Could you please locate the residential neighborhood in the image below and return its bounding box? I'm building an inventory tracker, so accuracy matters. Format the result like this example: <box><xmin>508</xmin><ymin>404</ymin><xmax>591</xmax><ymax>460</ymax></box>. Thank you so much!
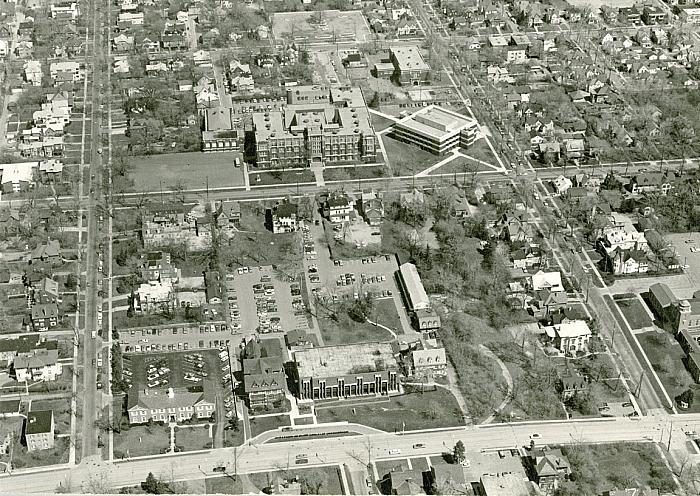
<box><xmin>0</xmin><ymin>0</ymin><xmax>699</xmax><ymax>492</ymax></box>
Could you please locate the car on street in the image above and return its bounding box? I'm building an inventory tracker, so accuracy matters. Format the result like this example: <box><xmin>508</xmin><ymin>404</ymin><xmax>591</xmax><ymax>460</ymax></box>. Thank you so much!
<box><xmin>413</xmin><ymin>443</ymin><xmax>425</xmax><ymax>449</ymax></box>
<box><xmin>530</xmin><ymin>433</ymin><xmax>541</xmax><ymax>439</ymax></box>
<box><xmin>388</xmin><ymin>449</ymin><xmax>401</xmax><ymax>455</ymax></box>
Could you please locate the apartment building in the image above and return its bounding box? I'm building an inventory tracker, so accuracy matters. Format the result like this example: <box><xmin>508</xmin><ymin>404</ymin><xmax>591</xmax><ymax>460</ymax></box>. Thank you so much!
<box><xmin>23</xmin><ymin>410</ymin><xmax>54</xmax><ymax>451</ymax></box>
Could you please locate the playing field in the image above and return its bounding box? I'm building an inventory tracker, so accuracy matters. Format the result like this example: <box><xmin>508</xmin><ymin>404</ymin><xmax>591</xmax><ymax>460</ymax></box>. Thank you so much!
<box><xmin>129</xmin><ymin>152</ymin><xmax>245</xmax><ymax>192</ymax></box>
<box><xmin>271</xmin><ymin>10</ymin><xmax>372</xmax><ymax>43</ymax></box>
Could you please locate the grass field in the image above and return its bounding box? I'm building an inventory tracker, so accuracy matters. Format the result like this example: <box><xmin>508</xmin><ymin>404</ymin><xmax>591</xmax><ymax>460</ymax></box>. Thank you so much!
<box><xmin>369</xmin><ymin>113</ymin><xmax>396</xmax><ymax>132</ymax></box>
<box><xmin>315</xmin><ymin>388</ymin><xmax>464</xmax><ymax>432</ymax></box>
<box><xmin>249</xmin><ymin>414</ymin><xmax>291</xmax><ymax>438</ymax></box>
<box><xmin>129</xmin><ymin>152</ymin><xmax>245</xmax><ymax>191</ymax></box>
<box><xmin>113</xmin><ymin>424</ymin><xmax>171</xmax><ymax>458</ymax></box>
<box><xmin>175</xmin><ymin>425</ymin><xmax>213</xmax><ymax>451</ymax></box>
<box><xmin>381</xmin><ymin>135</ymin><xmax>440</xmax><ymax>175</ymax></box>
<box><xmin>6</xmin><ymin>436</ymin><xmax>70</xmax><ymax>470</ymax></box>
<box><xmin>249</xmin><ymin>169</ymin><xmax>315</xmax><ymax>186</ymax></box>
<box><xmin>316</xmin><ymin>298</ymin><xmax>398</xmax><ymax>346</ymax></box>
<box><xmin>324</xmin><ymin>165</ymin><xmax>388</xmax><ymax>182</ymax></box>
<box><xmin>248</xmin><ymin>466</ymin><xmax>344</xmax><ymax>495</ymax></box>
<box><xmin>615</xmin><ymin>297</ymin><xmax>653</xmax><ymax>330</ymax></box>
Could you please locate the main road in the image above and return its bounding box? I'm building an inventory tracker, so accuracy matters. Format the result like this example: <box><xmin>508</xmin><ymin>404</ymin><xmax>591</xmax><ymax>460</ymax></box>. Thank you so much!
<box><xmin>3</xmin><ymin>415</ymin><xmax>699</xmax><ymax>492</ymax></box>
<box><xmin>79</xmin><ymin>0</ymin><xmax>107</xmax><ymax>460</ymax></box>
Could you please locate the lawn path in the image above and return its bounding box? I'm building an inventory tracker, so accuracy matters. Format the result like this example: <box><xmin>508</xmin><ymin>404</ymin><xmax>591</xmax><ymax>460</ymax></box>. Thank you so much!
<box><xmin>479</xmin><ymin>344</ymin><xmax>514</xmax><ymax>424</ymax></box>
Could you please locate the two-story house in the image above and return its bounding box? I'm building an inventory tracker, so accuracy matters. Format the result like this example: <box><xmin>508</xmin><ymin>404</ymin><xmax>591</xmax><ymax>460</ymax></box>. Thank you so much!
<box><xmin>13</xmin><ymin>349</ymin><xmax>62</xmax><ymax>382</ymax></box>
<box><xmin>30</xmin><ymin>303</ymin><xmax>59</xmax><ymax>331</ymax></box>
<box><xmin>543</xmin><ymin>320</ymin><xmax>592</xmax><ymax>354</ymax></box>
<box><xmin>325</xmin><ymin>192</ymin><xmax>353</xmax><ymax>224</ymax></box>
<box><xmin>127</xmin><ymin>385</ymin><xmax>216</xmax><ymax>424</ymax></box>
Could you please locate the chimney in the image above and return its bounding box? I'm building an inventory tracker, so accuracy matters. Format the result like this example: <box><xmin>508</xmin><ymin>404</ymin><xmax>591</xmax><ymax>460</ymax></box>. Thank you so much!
<box><xmin>167</xmin><ymin>388</ymin><xmax>174</xmax><ymax>399</ymax></box>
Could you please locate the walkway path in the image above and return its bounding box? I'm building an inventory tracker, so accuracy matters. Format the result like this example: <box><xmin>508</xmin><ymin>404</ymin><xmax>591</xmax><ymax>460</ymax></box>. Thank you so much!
<box><xmin>367</xmin><ymin>108</ymin><xmax>400</xmax><ymax>122</ymax></box>
<box><xmin>479</xmin><ymin>344</ymin><xmax>514</xmax><ymax>424</ymax></box>
<box><xmin>365</xmin><ymin>318</ymin><xmax>397</xmax><ymax>339</ymax></box>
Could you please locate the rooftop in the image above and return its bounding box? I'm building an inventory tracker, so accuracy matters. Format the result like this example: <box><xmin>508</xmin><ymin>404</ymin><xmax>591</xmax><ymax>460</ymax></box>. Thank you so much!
<box><xmin>295</xmin><ymin>342</ymin><xmax>398</xmax><ymax>378</ymax></box>
<box><xmin>395</xmin><ymin>105</ymin><xmax>477</xmax><ymax>140</ymax></box>
<box><xmin>390</xmin><ymin>46</ymin><xmax>430</xmax><ymax>71</ymax></box>
<box><xmin>25</xmin><ymin>410</ymin><xmax>53</xmax><ymax>435</ymax></box>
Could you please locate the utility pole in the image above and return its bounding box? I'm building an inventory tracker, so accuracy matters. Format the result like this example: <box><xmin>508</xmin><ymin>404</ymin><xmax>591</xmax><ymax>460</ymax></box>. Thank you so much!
<box><xmin>636</xmin><ymin>369</ymin><xmax>645</xmax><ymax>397</ymax></box>
<box><xmin>667</xmin><ymin>420</ymin><xmax>673</xmax><ymax>452</ymax></box>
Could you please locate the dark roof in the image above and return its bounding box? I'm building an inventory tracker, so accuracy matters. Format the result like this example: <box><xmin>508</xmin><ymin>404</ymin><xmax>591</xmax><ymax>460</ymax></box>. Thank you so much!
<box><xmin>243</xmin><ymin>356</ymin><xmax>284</xmax><ymax>375</ymax></box>
<box><xmin>274</xmin><ymin>202</ymin><xmax>298</xmax><ymax>218</ymax></box>
<box><xmin>0</xmin><ymin>335</ymin><xmax>57</xmax><ymax>354</ymax></box>
<box><xmin>243</xmin><ymin>371</ymin><xmax>286</xmax><ymax>393</ymax></box>
<box><xmin>649</xmin><ymin>283</ymin><xmax>676</xmax><ymax>308</ymax></box>
<box><xmin>25</xmin><ymin>410</ymin><xmax>53</xmax><ymax>435</ymax></box>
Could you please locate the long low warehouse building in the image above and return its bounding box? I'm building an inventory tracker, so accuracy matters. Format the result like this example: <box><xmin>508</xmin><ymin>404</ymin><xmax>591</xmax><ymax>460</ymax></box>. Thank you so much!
<box><xmin>396</xmin><ymin>262</ymin><xmax>430</xmax><ymax>311</ymax></box>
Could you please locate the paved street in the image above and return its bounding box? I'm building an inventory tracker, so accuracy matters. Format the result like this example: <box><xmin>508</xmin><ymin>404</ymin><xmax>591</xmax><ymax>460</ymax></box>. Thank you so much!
<box><xmin>3</xmin><ymin>415</ymin><xmax>700</xmax><ymax>492</ymax></box>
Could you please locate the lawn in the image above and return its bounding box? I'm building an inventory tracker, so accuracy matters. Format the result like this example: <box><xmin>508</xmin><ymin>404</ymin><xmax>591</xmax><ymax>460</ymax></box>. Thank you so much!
<box><xmin>129</xmin><ymin>152</ymin><xmax>245</xmax><ymax>191</ymax></box>
<box><xmin>315</xmin><ymin>388</ymin><xmax>464</xmax><ymax>432</ymax></box>
<box><xmin>7</xmin><ymin>436</ymin><xmax>70</xmax><ymax>470</ymax></box>
<box><xmin>205</xmin><ymin>475</ymin><xmax>259</xmax><ymax>494</ymax></box>
<box><xmin>638</xmin><ymin>331</ymin><xmax>699</xmax><ymax>413</ymax></box>
<box><xmin>113</xmin><ymin>424</ymin><xmax>171</xmax><ymax>459</ymax></box>
<box><xmin>324</xmin><ymin>165</ymin><xmax>388</xmax><ymax>182</ymax></box>
<box><xmin>369</xmin><ymin>113</ymin><xmax>396</xmax><ymax>132</ymax></box>
<box><xmin>249</xmin><ymin>414</ymin><xmax>291</xmax><ymax>439</ymax></box>
<box><xmin>426</xmin><ymin>155</ymin><xmax>495</xmax><ymax>177</ymax></box>
<box><xmin>249</xmin><ymin>169</ymin><xmax>316</xmax><ymax>186</ymax></box>
<box><xmin>30</xmin><ymin>398</ymin><xmax>71</xmax><ymax>436</ymax></box>
<box><xmin>316</xmin><ymin>298</ymin><xmax>398</xmax><ymax>346</ymax></box>
<box><xmin>247</xmin><ymin>466</ymin><xmax>344</xmax><ymax>495</ymax></box>
<box><xmin>174</xmin><ymin>425</ymin><xmax>213</xmax><ymax>451</ymax></box>
<box><xmin>558</xmin><ymin>443</ymin><xmax>676</xmax><ymax>495</ymax></box>
<box><xmin>381</xmin><ymin>135</ymin><xmax>440</xmax><ymax>176</ymax></box>
<box><xmin>615</xmin><ymin>297</ymin><xmax>653</xmax><ymax>330</ymax></box>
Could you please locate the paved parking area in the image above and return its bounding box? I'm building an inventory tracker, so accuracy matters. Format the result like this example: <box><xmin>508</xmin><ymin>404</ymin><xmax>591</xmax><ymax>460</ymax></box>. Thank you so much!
<box><xmin>227</xmin><ymin>265</ymin><xmax>308</xmax><ymax>338</ymax></box>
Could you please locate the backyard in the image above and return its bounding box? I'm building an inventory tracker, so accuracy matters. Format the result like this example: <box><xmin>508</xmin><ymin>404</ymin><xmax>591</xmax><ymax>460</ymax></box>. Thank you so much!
<box><xmin>128</xmin><ymin>152</ymin><xmax>245</xmax><ymax>191</ymax></box>
<box><xmin>315</xmin><ymin>388</ymin><xmax>464</xmax><ymax>432</ymax></box>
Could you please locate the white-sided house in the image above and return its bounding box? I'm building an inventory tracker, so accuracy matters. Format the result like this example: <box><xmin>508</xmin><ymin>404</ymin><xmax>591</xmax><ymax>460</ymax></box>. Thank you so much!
<box><xmin>411</xmin><ymin>346</ymin><xmax>447</xmax><ymax>377</ymax></box>
<box><xmin>527</xmin><ymin>270</ymin><xmax>564</xmax><ymax>292</ymax></box>
<box><xmin>49</xmin><ymin>61</ymin><xmax>84</xmax><ymax>82</ymax></box>
<box><xmin>552</xmin><ymin>175</ymin><xmax>573</xmax><ymax>195</ymax></box>
<box><xmin>13</xmin><ymin>349</ymin><xmax>62</xmax><ymax>382</ymax></box>
<box><xmin>127</xmin><ymin>386</ymin><xmax>216</xmax><ymax>424</ymax></box>
<box><xmin>326</xmin><ymin>193</ymin><xmax>353</xmax><ymax>224</ymax></box>
<box><xmin>543</xmin><ymin>320</ymin><xmax>592</xmax><ymax>354</ymax></box>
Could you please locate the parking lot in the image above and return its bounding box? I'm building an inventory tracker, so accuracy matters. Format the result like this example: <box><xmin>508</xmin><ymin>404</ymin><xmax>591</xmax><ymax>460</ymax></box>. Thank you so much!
<box><xmin>227</xmin><ymin>265</ymin><xmax>309</xmax><ymax>337</ymax></box>
<box><xmin>123</xmin><ymin>350</ymin><xmax>227</xmax><ymax>391</ymax></box>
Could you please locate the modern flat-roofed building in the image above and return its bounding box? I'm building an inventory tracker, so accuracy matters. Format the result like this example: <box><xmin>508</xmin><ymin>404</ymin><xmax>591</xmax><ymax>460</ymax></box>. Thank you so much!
<box><xmin>389</xmin><ymin>46</ymin><xmax>430</xmax><ymax>85</ymax></box>
<box><xmin>294</xmin><ymin>343</ymin><xmax>400</xmax><ymax>400</ymax></box>
<box><xmin>680</xmin><ymin>6</ymin><xmax>700</xmax><ymax>23</ymax></box>
<box><xmin>392</xmin><ymin>105</ymin><xmax>478</xmax><ymax>156</ymax></box>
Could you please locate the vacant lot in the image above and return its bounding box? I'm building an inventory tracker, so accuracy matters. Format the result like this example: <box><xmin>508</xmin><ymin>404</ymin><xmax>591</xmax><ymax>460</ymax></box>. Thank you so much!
<box><xmin>113</xmin><ymin>424</ymin><xmax>170</xmax><ymax>458</ymax></box>
<box><xmin>559</xmin><ymin>443</ymin><xmax>675</xmax><ymax>494</ymax></box>
<box><xmin>129</xmin><ymin>152</ymin><xmax>245</xmax><ymax>191</ymax></box>
<box><xmin>248</xmin><ymin>466</ymin><xmax>344</xmax><ymax>495</ymax></box>
<box><xmin>315</xmin><ymin>388</ymin><xmax>464</xmax><ymax>432</ymax></box>
<box><xmin>8</xmin><ymin>436</ymin><xmax>70</xmax><ymax>470</ymax></box>
<box><xmin>614</xmin><ymin>296</ymin><xmax>652</xmax><ymax>330</ymax></box>
<box><xmin>30</xmin><ymin>398</ymin><xmax>71</xmax><ymax>436</ymax></box>
<box><xmin>272</xmin><ymin>9</ymin><xmax>372</xmax><ymax>43</ymax></box>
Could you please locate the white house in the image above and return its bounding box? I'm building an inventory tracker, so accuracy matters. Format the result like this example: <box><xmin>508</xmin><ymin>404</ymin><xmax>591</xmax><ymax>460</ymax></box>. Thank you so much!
<box><xmin>326</xmin><ymin>193</ymin><xmax>353</xmax><ymax>224</ymax></box>
<box><xmin>528</xmin><ymin>270</ymin><xmax>564</xmax><ymax>292</ymax></box>
<box><xmin>543</xmin><ymin>320</ymin><xmax>592</xmax><ymax>354</ymax></box>
<box><xmin>13</xmin><ymin>349</ymin><xmax>62</xmax><ymax>382</ymax></box>
<box><xmin>552</xmin><ymin>175</ymin><xmax>573</xmax><ymax>195</ymax></box>
<box><xmin>24</xmin><ymin>60</ymin><xmax>43</xmax><ymax>86</ymax></box>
